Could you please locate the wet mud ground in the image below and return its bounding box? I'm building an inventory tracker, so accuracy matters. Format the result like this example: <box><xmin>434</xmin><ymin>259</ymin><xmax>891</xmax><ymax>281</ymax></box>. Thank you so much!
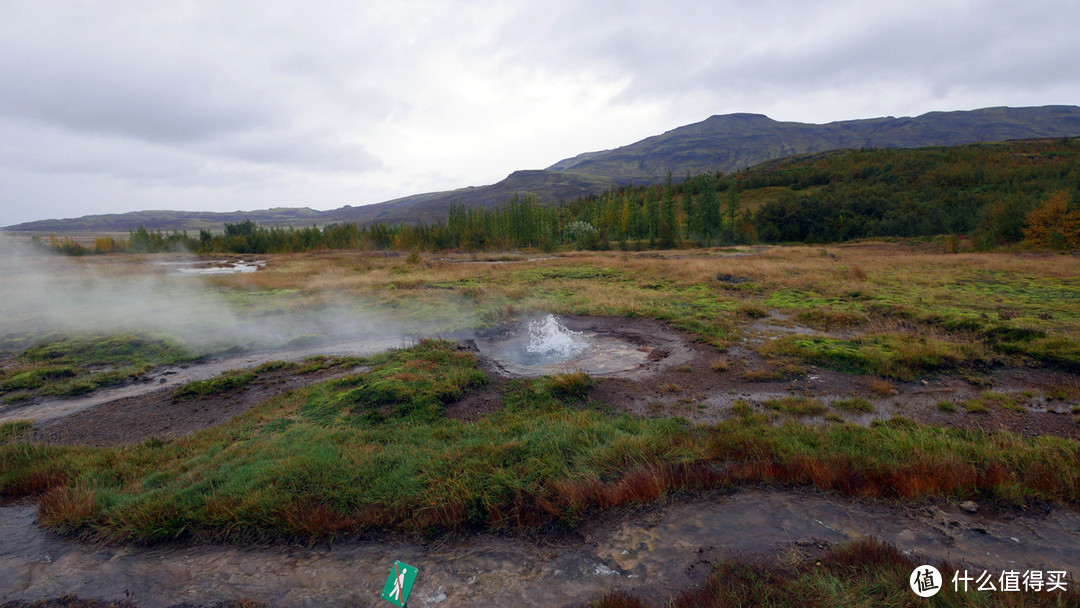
<box><xmin>3</xmin><ymin>488</ymin><xmax>1079</xmax><ymax>608</ymax></box>
<box><xmin>2</xmin><ymin>314</ymin><xmax>1080</xmax><ymax>605</ymax></box>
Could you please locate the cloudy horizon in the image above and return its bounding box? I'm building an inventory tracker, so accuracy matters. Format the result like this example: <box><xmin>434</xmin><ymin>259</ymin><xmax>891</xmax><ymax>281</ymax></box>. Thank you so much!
<box><xmin>2</xmin><ymin>0</ymin><xmax>1078</xmax><ymax>226</ymax></box>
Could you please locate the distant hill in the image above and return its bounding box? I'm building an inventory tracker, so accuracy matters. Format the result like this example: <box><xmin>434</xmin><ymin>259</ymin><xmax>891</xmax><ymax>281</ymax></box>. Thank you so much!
<box><xmin>316</xmin><ymin>170</ymin><xmax>618</xmax><ymax>226</ymax></box>
<box><xmin>547</xmin><ymin>105</ymin><xmax>1080</xmax><ymax>180</ymax></box>
<box><xmin>7</xmin><ymin>105</ymin><xmax>1080</xmax><ymax>233</ymax></box>
<box><xmin>3</xmin><ymin>207</ymin><xmax>323</xmax><ymax>234</ymax></box>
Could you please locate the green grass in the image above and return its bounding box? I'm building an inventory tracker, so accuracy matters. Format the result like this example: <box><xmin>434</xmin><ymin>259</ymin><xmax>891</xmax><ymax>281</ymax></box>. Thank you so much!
<box><xmin>794</xmin><ymin>308</ymin><xmax>868</xmax><ymax>329</ymax></box>
<box><xmin>20</xmin><ymin>334</ymin><xmax>191</xmax><ymax>368</ymax></box>
<box><xmin>763</xmin><ymin>396</ymin><xmax>828</xmax><ymax>417</ymax></box>
<box><xmin>0</xmin><ymin>334</ymin><xmax>195</xmax><ymax>398</ymax></box>
<box><xmin>766</xmin><ymin>334</ymin><xmax>982</xmax><ymax>380</ymax></box>
<box><xmin>5</xmin><ymin>342</ymin><xmax>1076</xmax><ymax>543</ymax></box>
<box><xmin>172</xmin><ymin>370</ymin><xmax>258</xmax><ymax>400</ymax></box>
<box><xmin>956</xmin><ymin>391</ymin><xmax>1024</xmax><ymax>415</ymax></box>
<box><xmin>0</xmin><ymin>420</ymin><xmax>32</xmax><ymax>443</ymax></box>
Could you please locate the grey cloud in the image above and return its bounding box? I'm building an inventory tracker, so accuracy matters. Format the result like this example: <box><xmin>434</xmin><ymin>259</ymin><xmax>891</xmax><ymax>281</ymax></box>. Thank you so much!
<box><xmin>0</xmin><ymin>6</ymin><xmax>275</xmax><ymax>145</ymax></box>
<box><xmin>494</xmin><ymin>0</ymin><xmax>1080</xmax><ymax>111</ymax></box>
<box><xmin>2</xmin><ymin>74</ymin><xmax>268</xmax><ymax>145</ymax></box>
<box><xmin>206</xmin><ymin>129</ymin><xmax>383</xmax><ymax>173</ymax></box>
<box><xmin>2</xmin><ymin>0</ymin><xmax>1079</xmax><ymax>226</ymax></box>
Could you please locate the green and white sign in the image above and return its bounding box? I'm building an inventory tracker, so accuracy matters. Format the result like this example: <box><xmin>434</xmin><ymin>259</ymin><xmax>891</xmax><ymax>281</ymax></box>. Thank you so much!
<box><xmin>380</xmin><ymin>560</ymin><xmax>418</xmax><ymax>607</ymax></box>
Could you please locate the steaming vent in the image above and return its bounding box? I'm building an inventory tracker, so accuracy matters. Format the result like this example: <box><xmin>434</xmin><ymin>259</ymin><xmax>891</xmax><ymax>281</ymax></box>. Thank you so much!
<box><xmin>472</xmin><ymin>314</ymin><xmax>692</xmax><ymax>379</ymax></box>
<box><xmin>525</xmin><ymin>315</ymin><xmax>587</xmax><ymax>363</ymax></box>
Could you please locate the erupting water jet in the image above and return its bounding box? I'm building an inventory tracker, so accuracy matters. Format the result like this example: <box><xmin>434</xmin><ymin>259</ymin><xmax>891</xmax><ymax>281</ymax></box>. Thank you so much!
<box><xmin>525</xmin><ymin>314</ymin><xmax>587</xmax><ymax>362</ymax></box>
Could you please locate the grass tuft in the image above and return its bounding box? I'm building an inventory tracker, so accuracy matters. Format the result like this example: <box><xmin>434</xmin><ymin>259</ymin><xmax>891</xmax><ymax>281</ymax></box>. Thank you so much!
<box><xmin>830</xmin><ymin>397</ymin><xmax>875</xmax><ymax>413</ymax></box>
<box><xmin>172</xmin><ymin>370</ymin><xmax>257</xmax><ymax>400</ymax></box>
<box><xmin>0</xmin><ymin>420</ymin><xmax>32</xmax><ymax>443</ymax></box>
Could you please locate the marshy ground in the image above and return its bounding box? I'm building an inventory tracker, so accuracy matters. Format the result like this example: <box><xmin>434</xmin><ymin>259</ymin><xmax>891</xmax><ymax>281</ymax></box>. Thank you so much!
<box><xmin>1</xmin><ymin>241</ymin><xmax>1079</xmax><ymax>607</ymax></box>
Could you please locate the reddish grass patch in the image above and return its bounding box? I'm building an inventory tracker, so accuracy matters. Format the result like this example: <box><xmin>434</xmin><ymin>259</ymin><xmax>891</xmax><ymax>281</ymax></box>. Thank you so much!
<box><xmin>6</xmin><ymin>468</ymin><xmax>69</xmax><ymax>496</ymax></box>
<box><xmin>38</xmin><ymin>485</ymin><xmax>98</xmax><ymax>530</ymax></box>
<box><xmin>276</xmin><ymin>501</ymin><xmax>398</xmax><ymax>537</ymax></box>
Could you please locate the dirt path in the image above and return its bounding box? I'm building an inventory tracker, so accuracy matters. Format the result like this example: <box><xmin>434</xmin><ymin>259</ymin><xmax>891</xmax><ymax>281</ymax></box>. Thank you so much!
<box><xmin>2</xmin><ymin>489</ymin><xmax>1078</xmax><ymax>608</ymax></box>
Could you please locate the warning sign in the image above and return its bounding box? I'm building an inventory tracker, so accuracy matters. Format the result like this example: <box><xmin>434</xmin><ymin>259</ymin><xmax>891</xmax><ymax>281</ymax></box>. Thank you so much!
<box><xmin>380</xmin><ymin>560</ymin><xmax>418</xmax><ymax>606</ymax></box>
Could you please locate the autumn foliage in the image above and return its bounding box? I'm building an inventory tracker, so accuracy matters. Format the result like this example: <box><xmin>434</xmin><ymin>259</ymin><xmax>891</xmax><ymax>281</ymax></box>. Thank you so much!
<box><xmin>1023</xmin><ymin>190</ymin><xmax>1080</xmax><ymax>249</ymax></box>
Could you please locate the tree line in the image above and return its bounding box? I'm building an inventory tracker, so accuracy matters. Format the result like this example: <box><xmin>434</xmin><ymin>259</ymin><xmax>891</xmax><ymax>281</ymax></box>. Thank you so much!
<box><xmin>33</xmin><ymin>139</ymin><xmax>1080</xmax><ymax>255</ymax></box>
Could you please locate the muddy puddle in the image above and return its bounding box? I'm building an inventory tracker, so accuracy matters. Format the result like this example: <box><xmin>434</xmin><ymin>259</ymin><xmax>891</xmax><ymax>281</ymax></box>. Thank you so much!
<box><xmin>0</xmin><ymin>336</ymin><xmax>407</xmax><ymax>425</ymax></box>
<box><xmin>744</xmin><ymin>310</ymin><xmax>828</xmax><ymax>343</ymax></box>
<box><xmin>2</xmin><ymin>489</ymin><xmax>1078</xmax><ymax>607</ymax></box>
<box><xmin>153</xmin><ymin>259</ymin><xmax>267</xmax><ymax>275</ymax></box>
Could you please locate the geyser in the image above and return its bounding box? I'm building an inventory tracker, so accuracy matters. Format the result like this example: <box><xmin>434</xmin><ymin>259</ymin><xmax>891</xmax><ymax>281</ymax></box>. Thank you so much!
<box><xmin>472</xmin><ymin>315</ymin><xmax>693</xmax><ymax>378</ymax></box>
<box><xmin>525</xmin><ymin>314</ymin><xmax>587</xmax><ymax>362</ymax></box>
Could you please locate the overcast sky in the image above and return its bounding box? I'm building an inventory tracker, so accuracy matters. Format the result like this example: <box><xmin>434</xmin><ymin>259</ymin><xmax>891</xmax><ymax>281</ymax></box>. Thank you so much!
<box><xmin>1</xmin><ymin>0</ymin><xmax>1077</xmax><ymax>226</ymax></box>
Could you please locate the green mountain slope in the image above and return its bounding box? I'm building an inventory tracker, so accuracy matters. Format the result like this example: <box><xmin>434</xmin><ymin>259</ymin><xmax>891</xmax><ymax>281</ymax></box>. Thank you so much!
<box><xmin>320</xmin><ymin>170</ymin><xmax>617</xmax><ymax>225</ymax></box>
<box><xmin>547</xmin><ymin>106</ymin><xmax>1080</xmax><ymax>180</ymax></box>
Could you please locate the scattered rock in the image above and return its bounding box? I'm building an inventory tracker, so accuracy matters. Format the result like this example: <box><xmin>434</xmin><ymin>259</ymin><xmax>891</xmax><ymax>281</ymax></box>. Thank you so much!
<box><xmin>715</xmin><ymin>274</ymin><xmax>751</xmax><ymax>285</ymax></box>
<box><xmin>647</xmin><ymin>348</ymin><xmax>671</xmax><ymax>361</ymax></box>
<box><xmin>960</xmin><ymin>500</ymin><xmax>979</xmax><ymax>513</ymax></box>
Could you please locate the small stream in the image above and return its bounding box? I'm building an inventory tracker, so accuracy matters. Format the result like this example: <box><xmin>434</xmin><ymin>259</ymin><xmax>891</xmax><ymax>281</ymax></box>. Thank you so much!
<box><xmin>0</xmin><ymin>337</ymin><xmax>408</xmax><ymax>425</ymax></box>
<box><xmin>2</xmin><ymin>489</ymin><xmax>1078</xmax><ymax>607</ymax></box>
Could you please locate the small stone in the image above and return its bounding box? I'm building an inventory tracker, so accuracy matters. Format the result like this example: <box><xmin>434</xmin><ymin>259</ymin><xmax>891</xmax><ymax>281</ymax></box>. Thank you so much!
<box><xmin>960</xmin><ymin>500</ymin><xmax>979</xmax><ymax>513</ymax></box>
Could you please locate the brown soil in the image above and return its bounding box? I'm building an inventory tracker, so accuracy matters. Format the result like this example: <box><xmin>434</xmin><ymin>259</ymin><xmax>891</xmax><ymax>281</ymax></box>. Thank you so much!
<box><xmin>467</xmin><ymin>315</ymin><xmax>1080</xmax><ymax>441</ymax></box>
<box><xmin>586</xmin><ymin>339</ymin><xmax>1080</xmax><ymax>440</ymax></box>
<box><xmin>0</xmin><ymin>599</ymin><xmax>261</xmax><ymax>608</ymax></box>
<box><xmin>24</xmin><ymin>366</ymin><xmax>363</xmax><ymax>447</ymax></box>
<box><xmin>444</xmin><ymin>353</ymin><xmax>512</xmax><ymax>422</ymax></box>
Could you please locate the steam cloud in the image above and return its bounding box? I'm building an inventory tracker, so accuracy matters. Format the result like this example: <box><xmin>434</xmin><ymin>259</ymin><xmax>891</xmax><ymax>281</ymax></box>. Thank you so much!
<box><xmin>0</xmin><ymin>237</ymin><xmax>466</xmax><ymax>355</ymax></box>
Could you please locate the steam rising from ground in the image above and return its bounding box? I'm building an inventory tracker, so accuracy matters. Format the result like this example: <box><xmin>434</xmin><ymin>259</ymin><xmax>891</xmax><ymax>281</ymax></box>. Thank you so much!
<box><xmin>0</xmin><ymin>238</ymin><xmax>457</xmax><ymax>355</ymax></box>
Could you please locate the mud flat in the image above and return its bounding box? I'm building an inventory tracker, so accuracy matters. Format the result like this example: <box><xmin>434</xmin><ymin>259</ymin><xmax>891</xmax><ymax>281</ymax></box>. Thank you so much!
<box><xmin>2</xmin><ymin>489</ymin><xmax>1078</xmax><ymax>608</ymax></box>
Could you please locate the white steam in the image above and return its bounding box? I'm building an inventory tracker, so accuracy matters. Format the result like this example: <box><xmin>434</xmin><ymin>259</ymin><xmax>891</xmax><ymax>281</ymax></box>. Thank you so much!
<box><xmin>0</xmin><ymin>237</ymin><xmax>459</xmax><ymax>355</ymax></box>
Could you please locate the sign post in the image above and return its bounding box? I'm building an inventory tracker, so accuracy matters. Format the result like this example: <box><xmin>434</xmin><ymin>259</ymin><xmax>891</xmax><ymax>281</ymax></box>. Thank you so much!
<box><xmin>380</xmin><ymin>560</ymin><xmax>418</xmax><ymax>607</ymax></box>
